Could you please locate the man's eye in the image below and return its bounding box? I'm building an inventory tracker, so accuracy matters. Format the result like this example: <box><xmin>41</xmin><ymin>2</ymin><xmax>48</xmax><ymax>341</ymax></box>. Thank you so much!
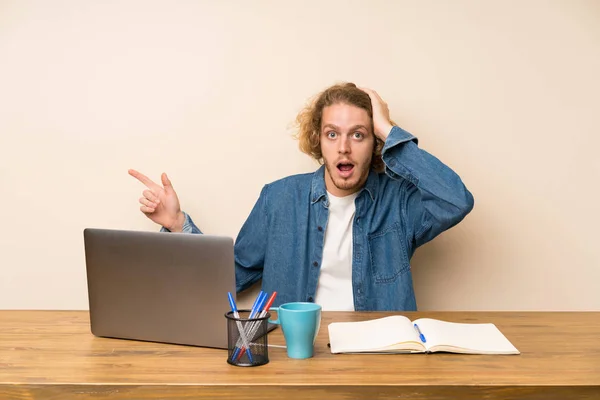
<box><xmin>327</xmin><ymin>131</ymin><xmax>337</xmax><ymax>138</ymax></box>
<box><xmin>353</xmin><ymin>132</ymin><xmax>364</xmax><ymax>139</ymax></box>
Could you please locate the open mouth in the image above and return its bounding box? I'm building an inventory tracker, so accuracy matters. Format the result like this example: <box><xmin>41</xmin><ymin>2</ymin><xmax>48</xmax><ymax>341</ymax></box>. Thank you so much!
<box><xmin>336</xmin><ymin>162</ymin><xmax>355</xmax><ymax>178</ymax></box>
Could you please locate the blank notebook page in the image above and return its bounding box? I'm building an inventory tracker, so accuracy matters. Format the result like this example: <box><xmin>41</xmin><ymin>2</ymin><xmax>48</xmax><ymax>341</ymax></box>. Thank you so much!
<box><xmin>328</xmin><ymin>316</ymin><xmax>420</xmax><ymax>352</ymax></box>
<box><xmin>415</xmin><ymin>318</ymin><xmax>519</xmax><ymax>353</ymax></box>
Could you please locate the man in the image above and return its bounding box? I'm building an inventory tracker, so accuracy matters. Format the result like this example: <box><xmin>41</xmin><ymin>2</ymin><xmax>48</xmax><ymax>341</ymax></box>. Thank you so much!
<box><xmin>129</xmin><ymin>83</ymin><xmax>474</xmax><ymax>311</ymax></box>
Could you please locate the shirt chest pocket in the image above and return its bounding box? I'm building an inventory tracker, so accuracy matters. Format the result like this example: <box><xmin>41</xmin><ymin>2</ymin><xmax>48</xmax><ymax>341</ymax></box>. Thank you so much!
<box><xmin>367</xmin><ymin>224</ymin><xmax>410</xmax><ymax>284</ymax></box>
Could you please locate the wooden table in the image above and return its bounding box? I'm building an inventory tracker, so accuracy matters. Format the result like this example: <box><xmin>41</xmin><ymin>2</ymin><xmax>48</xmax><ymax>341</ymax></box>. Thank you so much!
<box><xmin>0</xmin><ymin>311</ymin><xmax>599</xmax><ymax>399</ymax></box>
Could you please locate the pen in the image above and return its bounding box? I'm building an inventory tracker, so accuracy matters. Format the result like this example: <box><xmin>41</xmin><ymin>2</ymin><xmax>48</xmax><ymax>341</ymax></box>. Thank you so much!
<box><xmin>259</xmin><ymin>291</ymin><xmax>277</xmax><ymax>319</ymax></box>
<box><xmin>249</xmin><ymin>291</ymin><xmax>267</xmax><ymax>319</ymax></box>
<box><xmin>250</xmin><ymin>291</ymin><xmax>264</xmax><ymax>314</ymax></box>
<box><xmin>231</xmin><ymin>291</ymin><xmax>266</xmax><ymax>361</ymax></box>
<box><xmin>228</xmin><ymin>292</ymin><xmax>254</xmax><ymax>363</ymax></box>
<box><xmin>235</xmin><ymin>291</ymin><xmax>277</xmax><ymax>361</ymax></box>
<box><xmin>414</xmin><ymin>323</ymin><xmax>426</xmax><ymax>343</ymax></box>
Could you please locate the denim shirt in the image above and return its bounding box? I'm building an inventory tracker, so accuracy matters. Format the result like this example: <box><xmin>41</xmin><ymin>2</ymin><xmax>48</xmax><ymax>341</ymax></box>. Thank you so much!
<box><xmin>170</xmin><ymin>126</ymin><xmax>474</xmax><ymax>311</ymax></box>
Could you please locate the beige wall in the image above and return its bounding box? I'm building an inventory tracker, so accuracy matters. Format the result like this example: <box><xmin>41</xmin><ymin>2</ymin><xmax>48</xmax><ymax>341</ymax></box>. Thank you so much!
<box><xmin>1</xmin><ymin>0</ymin><xmax>598</xmax><ymax>311</ymax></box>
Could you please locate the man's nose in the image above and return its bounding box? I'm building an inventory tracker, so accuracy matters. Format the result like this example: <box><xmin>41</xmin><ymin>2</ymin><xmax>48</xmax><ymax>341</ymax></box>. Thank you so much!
<box><xmin>338</xmin><ymin>137</ymin><xmax>350</xmax><ymax>154</ymax></box>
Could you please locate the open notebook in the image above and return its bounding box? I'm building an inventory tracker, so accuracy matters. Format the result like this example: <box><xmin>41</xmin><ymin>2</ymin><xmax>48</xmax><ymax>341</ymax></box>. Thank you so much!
<box><xmin>328</xmin><ymin>316</ymin><xmax>520</xmax><ymax>355</ymax></box>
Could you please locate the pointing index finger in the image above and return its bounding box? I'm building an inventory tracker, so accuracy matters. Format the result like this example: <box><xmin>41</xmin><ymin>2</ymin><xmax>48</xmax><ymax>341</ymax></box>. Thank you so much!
<box><xmin>128</xmin><ymin>169</ymin><xmax>160</xmax><ymax>189</ymax></box>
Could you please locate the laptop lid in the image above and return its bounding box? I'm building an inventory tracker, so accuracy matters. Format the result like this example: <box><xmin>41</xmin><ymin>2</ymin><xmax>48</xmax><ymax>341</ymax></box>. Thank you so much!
<box><xmin>83</xmin><ymin>228</ymin><xmax>235</xmax><ymax>349</ymax></box>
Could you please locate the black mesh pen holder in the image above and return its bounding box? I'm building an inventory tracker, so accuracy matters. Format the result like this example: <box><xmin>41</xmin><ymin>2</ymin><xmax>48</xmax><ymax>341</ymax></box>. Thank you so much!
<box><xmin>225</xmin><ymin>310</ymin><xmax>270</xmax><ymax>367</ymax></box>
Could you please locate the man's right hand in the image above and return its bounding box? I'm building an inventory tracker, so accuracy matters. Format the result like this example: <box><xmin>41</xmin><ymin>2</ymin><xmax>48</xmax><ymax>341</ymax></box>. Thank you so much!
<box><xmin>128</xmin><ymin>169</ymin><xmax>185</xmax><ymax>232</ymax></box>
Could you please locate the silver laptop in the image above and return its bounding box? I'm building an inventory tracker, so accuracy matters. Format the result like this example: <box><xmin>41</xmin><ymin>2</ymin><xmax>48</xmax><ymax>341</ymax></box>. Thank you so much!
<box><xmin>83</xmin><ymin>228</ymin><xmax>236</xmax><ymax>349</ymax></box>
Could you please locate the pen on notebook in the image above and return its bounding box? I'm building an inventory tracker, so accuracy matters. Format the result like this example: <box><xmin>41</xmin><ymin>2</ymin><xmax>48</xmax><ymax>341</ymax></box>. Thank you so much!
<box><xmin>228</xmin><ymin>292</ymin><xmax>254</xmax><ymax>363</ymax></box>
<box><xmin>231</xmin><ymin>291</ymin><xmax>266</xmax><ymax>361</ymax></box>
<box><xmin>414</xmin><ymin>323</ymin><xmax>426</xmax><ymax>343</ymax></box>
<box><xmin>235</xmin><ymin>292</ymin><xmax>277</xmax><ymax>361</ymax></box>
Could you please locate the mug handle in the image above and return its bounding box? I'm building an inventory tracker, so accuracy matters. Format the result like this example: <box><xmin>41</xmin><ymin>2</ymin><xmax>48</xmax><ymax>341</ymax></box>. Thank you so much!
<box><xmin>268</xmin><ymin>307</ymin><xmax>280</xmax><ymax>324</ymax></box>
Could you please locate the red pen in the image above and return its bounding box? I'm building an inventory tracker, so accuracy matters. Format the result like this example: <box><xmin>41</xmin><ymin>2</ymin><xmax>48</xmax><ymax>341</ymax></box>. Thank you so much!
<box><xmin>235</xmin><ymin>291</ymin><xmax>277</xmax><ymax>361</ymax></box>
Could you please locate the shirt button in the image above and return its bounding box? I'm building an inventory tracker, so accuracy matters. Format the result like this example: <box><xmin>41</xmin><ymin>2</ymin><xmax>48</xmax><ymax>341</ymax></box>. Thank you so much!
<box><xmin>308</xmin><ymin>297</ymin><xmax>314</xmax><ymax>302</ymax></box>
<box><xmin>313</xmin><ymin>261</ymin><xmax>318</xmax><ymax>267</ymax></box>
<box><xmin>317</xmin><ymin>226</ymin><xmax>323</xmax><ymax>232</ymax></box>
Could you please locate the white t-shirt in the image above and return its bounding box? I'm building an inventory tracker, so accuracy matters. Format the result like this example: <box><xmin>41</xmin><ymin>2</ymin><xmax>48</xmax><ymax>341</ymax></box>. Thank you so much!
<box><xmin>314</xmin><ymin>191</ymin><xmax>358</xmax><ymax>311</ymax></box>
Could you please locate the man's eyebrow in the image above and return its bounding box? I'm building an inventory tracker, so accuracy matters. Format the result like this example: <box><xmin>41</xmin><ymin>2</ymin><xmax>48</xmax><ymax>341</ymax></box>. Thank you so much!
<box><xmin>321</xmin><ymin>124</ymin><xmax>369</xmax><ymax>131</ymax></box>
<box><xmin>322</xmin><ymin>123</ymin><xmax>340</xmax><ymax>131</ymax></box>
<box><xmin>349</xmin><ymin>124</ymin><xmax>369</xmax><ymax>131</ymax></box>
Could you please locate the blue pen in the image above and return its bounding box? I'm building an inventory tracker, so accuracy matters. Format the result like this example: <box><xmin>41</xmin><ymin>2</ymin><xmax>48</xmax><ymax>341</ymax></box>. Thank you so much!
<box><xmin>228</xmin><ymin>292</ymin><xmax>254</xmax><ymax>363</ymax></box>
<box><xmin>231</xmin><ymin>291</ymin><xmax>266</xmax><ymax>360</ymax></box>
<box><xmin>249</xmin><ymin>292</ymin><xmax>267</xmax><ymax>319</ymax></box>
<box><xmin>233</xmin><ymin>291</ymin><xmax>268</xmax><ymax>357</ymax></box>
<box><xmin>249</xmin><ymin>291</ymin><xmax>264</xmax><ymax>316</ymax></box>
<box><xmin>414</xmin><ymin>323</ymin><xmax>426</xmax><ymax>343</ymax></box>
<box><xmin>231</xmin><ymin>291</ymin><xmax>265</xmax><ymax>361</ymax></box>
<box><xmin>234</xmin><ymin>291</ymin><xmax>277</xmax><ymax>362</ymax></box>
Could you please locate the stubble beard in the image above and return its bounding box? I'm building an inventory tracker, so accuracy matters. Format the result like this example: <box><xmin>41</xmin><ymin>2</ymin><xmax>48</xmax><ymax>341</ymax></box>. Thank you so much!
<box><xmin>324</xmin><ymin>158</ymin><xmax>371</xmax><ymax>193</ymax></box>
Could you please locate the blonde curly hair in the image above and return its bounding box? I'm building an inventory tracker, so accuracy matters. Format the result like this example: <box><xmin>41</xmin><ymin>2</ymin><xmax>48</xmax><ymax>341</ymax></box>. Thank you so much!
<box><xmin>294</xmin><ymin>82</ymin><xmax>385</xmax><ymax>172</ymax></box>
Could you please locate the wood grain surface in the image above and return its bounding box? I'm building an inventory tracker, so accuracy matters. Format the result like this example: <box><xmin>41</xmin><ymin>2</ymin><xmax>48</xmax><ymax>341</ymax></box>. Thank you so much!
<box><xmin>1</xmin><ymin>311</ymin><xmax>599</xmax><ymax>399</ymax></box>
